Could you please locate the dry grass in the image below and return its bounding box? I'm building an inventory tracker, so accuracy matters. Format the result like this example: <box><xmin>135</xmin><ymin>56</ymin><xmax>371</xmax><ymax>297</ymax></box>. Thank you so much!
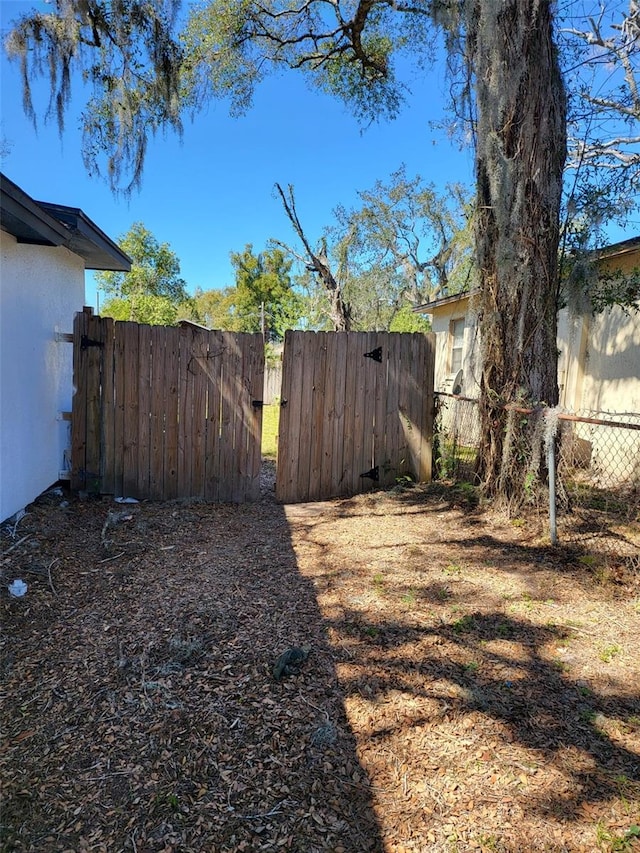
<box><xmin>1</xmin><ymin>479</ymin><xmax>639</xmax><ymax>852</ymax></box>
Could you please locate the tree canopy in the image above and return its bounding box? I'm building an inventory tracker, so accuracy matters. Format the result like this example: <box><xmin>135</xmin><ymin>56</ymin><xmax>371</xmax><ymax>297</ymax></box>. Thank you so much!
<box><xmin>272</xmin><ymin>168</ymin><xmax>471</xmax><ymax>331</ymax></box>
<box><xmin>96</xmin><ymin>222</ymin><xmax>192</xmax><ymax>325</ymax></box>
<box><xmin>186</xmin><ymin>245</ymin><xmax>303</xmax><ymax>340</ymax></box>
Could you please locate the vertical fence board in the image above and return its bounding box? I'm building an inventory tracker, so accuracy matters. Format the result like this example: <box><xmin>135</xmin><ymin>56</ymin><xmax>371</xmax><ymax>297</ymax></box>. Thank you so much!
<box><xmin>319</xmin><ymin>332</ymin><xmax>338</xmax><ymax>500</ymax></box>
<box><xmin>298</xmin><ymin>334</ymin><xmax>318</xmax><ymax>503</ymax></box>
<box><xmin>100</xmin><ymin>317</ymin><xmax>115</xmax><ymax>495</ymax></box>
<box><xmin>121</xmin><ymin>322</ymin><xmax>140</xmax><ymax>498</ymax></box>
<box><xmin>231</xmin><ymin>334</ymin><xmax>250</xmax><ymax>503</ymax></box>
<box><xmin>329</xmin><ymin>332</ymin><xmax>348</xmax><ymax>498</ymax></box>
<box><xmin>216</xmin><ymin>332</ymin><xmax>238</xmax><ymax>502</ymax></box>
<box><xmin>349</xmin><ymin>333</ymin><xmax>369</xmax><ymax>494</ymax></box>
<box><xmin>163</xmin><ymin>327</ymin><xmax>180</xmax><ymax>500</ymax></box>
<box><xmin>308</xmin><ymin>333</ymin><xmax>328</xmax><ymax>502</ymax></box>
<box><xmin>176</xmin><ymin>328</ymin><xmax>192</xmax><ymax>498</ymax></box>
<box><xmin>361</xmin><ymin>331</ymin><xmax>379</xmax><ymax>489</ymax></box>
<box><xmin>204</xmin><ymin>331</ymin><xmax>224</xmax><ymax>501</ymax></box>
<box><xmin>275</xmin><ymin>330</ymin><xmax>304</xmax><ymax>503</ymax></box>
<box><xmin>112</xmin><ymin>323</ymin><xmax>126</xmax><ymax>498</ymax></box>
<box><xmin>383</xmin><ymin>334</ymin><xmax>401</xmax><ymax>484</ymax></box>
<box><xmin>137</xmin><ymin>324</ymin><xmax>152</xmax><ymax>499</ymax></box>
<box><xmin>340</xmin><ymin>333</ymin><xmax>359</xmax><ymax>495</ymax></box>
<box><xmin>149</xmin><ymin>326</ymin><xmax>166</xmax><ymax>500</ymax></box>
<box><xmin>374</xmin><ymin>335</ymin><xmax>390</xmax><ymax>487</ymax></box>
<box><xmin>190</xmin><ymin>329</ymin><xmax>209</xmax><ymax>499</ymax></box>
<box><xmin>84</xmin><ymin>312</ymin><xmax>105</xmax><ymax>493</ymax></box>
<box><xmin>71</xmin><ymin>310</ymin><xmax>89</xmax><ymax>490</ymax></box>
<box><xmin>246</xmin><ymin>333</ymin><xmax>265</xmax><ymax>501</ymax></box>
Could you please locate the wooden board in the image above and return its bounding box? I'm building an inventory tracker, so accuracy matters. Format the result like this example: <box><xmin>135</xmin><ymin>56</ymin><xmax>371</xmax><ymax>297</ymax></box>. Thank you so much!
<box><xmin>276</xmin><ymin>330</ymin><xmax>435</xmax><ymax>504</ymax></box>
<box><xmin>72</xmin><ymin>315</ymin><xmax>264</xmax><ymax>503</ymax></box>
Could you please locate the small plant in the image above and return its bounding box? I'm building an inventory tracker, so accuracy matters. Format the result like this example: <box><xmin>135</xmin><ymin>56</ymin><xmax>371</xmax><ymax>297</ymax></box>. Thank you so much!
<box><xmin>523</xmin><ymin>470</ymin><xmax>537</xmax><ymax>501</ymax></box>
<box><xmin>463</xmin><ymin>661</ymin><xmax>479</xmax><ymax>674</ymax></box>
<box><xmin>444</xmin><ymin>563</ymin><xmax>463</xmax><ymax>576</ymax></box>
<box><xmin>599</xmin><ymin>644</ymin><xmax>621</xmax><ymax>663</ymax></box>
<box><xmin>452</xmin><ymin>614</ymin><xmax>474</xmax><ymax>634</ymax></box>
<box><xmin>596</xmin><ymin>821</ymin><xmax>640</xmax><ymax>852</ymax></box>
<box><xmin>402</xmin><ymin>588</ymin><xmax>417</xmax><ymax>606</ymax></box>
<box><xmin>372</xmin><ymin>572</ymin><xmax>385</xmax><ymax>594</ymax></box>
<box><xmin>436</xmin><ymin>584</ymin><xmax>451</xmax><ymax>601</ymax></box>
<box><xmin>580</xmin><ymin>708</ymin><xmax>597</xmax><ymax>724</ymax></box>
<box><xmin>510</xmin><ymin>517</ymin><xmax>526</xmax><ymax>528</ymax></box>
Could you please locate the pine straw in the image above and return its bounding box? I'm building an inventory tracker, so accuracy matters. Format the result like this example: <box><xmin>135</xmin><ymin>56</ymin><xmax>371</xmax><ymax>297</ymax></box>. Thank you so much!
<box><xmin>1</xmin><ymin>480</ymin><xmax>639</xmax><ymax>853</ymax></box>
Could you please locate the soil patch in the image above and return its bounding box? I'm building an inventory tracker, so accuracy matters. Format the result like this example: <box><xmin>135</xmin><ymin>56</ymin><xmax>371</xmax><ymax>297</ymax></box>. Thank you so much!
<box><xmin>1</xmin><ymin>476</ymin><xmax>639</xmax><ymax>852</ymax></box>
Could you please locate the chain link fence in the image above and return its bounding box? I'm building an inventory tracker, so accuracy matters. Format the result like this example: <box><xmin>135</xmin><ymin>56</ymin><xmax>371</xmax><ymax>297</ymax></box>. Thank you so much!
<box><xmin>433</xmin><ymin>393</ymin><xmax>640</xmax><ymax>569</ymax></box>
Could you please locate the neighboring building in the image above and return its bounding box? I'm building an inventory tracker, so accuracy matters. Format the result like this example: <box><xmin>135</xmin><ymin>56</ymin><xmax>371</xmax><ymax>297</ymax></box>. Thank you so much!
<box><xmin>1</xmin><ymin>173</ymin><xmax>130</xmax><ymax>523</ymax></box>
<box><xmin>415</xmin><ymin>236</ymin><xmax>640</xmax><ymax>414</ymax></box>
<box><xmin>415</xmin><ymin>237</ymin><xmax>640</xmax><ymax>485</ymax></box>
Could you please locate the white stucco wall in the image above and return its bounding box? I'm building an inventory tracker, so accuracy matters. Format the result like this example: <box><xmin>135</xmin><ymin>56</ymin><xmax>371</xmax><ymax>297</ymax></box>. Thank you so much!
<box><xmin>1</xmin><ymin>231</ymin><xmax>84</xmax><ymax>522</ymax></box>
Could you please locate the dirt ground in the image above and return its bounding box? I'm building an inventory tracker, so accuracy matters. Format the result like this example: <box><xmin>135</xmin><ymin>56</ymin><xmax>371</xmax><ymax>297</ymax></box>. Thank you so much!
<box><xmin>1</xmin><ymin>467</ymin><xmax>639</xmax><ymax>853</ymax></box>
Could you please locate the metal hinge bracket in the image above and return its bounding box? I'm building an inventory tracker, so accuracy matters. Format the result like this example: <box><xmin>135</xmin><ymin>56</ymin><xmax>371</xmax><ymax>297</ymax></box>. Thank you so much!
<box><xmin>364</xmin><ymin>346</ymin><xmax>382</xmax><ymax>363</ymax></box>
<box><xmin>360</xmin><ymin>466</ymin><xmax>379</xmax><ymax>481</ymax></box>
<box><xmin>80</xmin><ymin>335</ymin><xmax>104</xmax><ymax>350</ymax></box>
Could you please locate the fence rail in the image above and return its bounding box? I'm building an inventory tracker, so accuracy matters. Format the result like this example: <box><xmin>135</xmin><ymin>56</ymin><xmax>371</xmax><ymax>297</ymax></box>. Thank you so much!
<box><xmin>433</xmin><ymin>393</ymin><xmax>640</xmax><ymax>564</ymax></box>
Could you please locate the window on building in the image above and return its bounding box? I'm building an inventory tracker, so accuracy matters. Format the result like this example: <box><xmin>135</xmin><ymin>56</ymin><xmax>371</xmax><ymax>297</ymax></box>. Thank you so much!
<box><xmin>450</xmin><ymin>318</ymin><xmax>465</xmax><ymax>374</ymax></box>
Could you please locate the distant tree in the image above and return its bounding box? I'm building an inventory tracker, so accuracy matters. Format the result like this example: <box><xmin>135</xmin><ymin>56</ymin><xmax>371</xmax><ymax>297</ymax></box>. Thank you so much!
<box><xmin>200</xmin><ymin>245</ymin><xmax>303</xmax><ymax>340</ymax></box>
<box><xmin>96</xmin><ymin>222</ymin><xmax>192</xmax><ymax>325</ymax></box>
<box><xmin>334</xmin><ymin>167</ymin><xmax>476</xmax><ymax>306</ymax></box>
<box><xmin>275</xmin><ymin>171</ymin><xmax>472</xmax><ymax>331</ymax></box>
<box><xmin>190</xmin><ymin>287</ymin><xmax>238</xmax><ymax>329</ymax></box>
<box><xmin>389</xmin><ymin>305</ymin><xmax>431</xmax><ymax>334</ymax></box>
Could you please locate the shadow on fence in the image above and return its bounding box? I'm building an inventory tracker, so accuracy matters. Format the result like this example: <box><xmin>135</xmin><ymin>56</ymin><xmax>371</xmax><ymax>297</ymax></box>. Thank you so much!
<box><xmin>434</xmin><ymin>393</ymin><xmax>640</xmax><ymax>566</ymax></box>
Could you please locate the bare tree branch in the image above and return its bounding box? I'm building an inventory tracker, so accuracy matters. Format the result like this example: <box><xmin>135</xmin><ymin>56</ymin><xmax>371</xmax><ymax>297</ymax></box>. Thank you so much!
<box><xmin>274</xmin><ymin>183</ymin><xmax>351</xmax><ymax>330</ymax></box>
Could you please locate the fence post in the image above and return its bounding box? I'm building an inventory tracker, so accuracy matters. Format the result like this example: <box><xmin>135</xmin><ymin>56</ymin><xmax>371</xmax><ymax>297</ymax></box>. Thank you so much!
<box><xmin>548</xmin><ymin>434</ymin><xmax>558</xmax><ymax>546</ymax></box>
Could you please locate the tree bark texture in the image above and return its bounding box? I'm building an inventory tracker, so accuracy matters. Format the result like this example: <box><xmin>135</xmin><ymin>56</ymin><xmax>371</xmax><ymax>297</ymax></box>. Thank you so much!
<box><xmin>469</xmin><ymin>0</ymin><xmax>567</xmax><ymax>498</ymax></box>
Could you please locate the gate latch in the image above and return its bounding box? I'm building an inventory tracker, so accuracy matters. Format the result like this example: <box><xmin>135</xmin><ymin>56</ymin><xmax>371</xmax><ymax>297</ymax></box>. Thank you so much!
<box><xmin>360</xmin><ymin>466</ymin><xmax>379</xmax><ymax>481</ymax></box>
<box><xmin>364</xmin><ymin>346</ymin><xmax>382</xmax><ymax>363</ymax></box>
<box><xmin>80</xmin><ymin>335</ymin><xmax>104</xmax><ymax>350</ymax></box>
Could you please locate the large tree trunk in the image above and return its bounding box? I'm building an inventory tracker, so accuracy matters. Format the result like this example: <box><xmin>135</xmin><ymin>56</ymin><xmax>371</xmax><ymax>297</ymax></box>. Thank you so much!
<box><xmin>469</xmin><ymin>0</ymin><xmax>567</xmax><ymax>501</ymax></box>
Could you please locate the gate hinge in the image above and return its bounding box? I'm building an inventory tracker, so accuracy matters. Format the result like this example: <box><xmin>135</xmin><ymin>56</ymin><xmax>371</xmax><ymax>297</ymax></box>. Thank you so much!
<box><xmin>80</xmin><ymin>334</ymin><xmax>104</xmax><ymax>350</ymax></box>
<box><xmin>360</xmin><ymin>466</ymin><xmax>379</xmax><ymax>481</ymax></box>
<box><xmin>252</xmin><ymin>400</ymin><xmax>264</xmax><ymax>409</ymax></box>
<box><xmin>364</xmin><ymin>346</ymin><xmax>382</xmax><ymax>363</ymax></box>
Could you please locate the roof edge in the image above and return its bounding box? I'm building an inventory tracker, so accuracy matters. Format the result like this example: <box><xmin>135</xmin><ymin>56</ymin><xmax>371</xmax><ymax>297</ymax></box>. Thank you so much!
<box><xmin>1</xmin><ymin>173</ymin><xmax>130</xmax><ymax>271</ymax></box>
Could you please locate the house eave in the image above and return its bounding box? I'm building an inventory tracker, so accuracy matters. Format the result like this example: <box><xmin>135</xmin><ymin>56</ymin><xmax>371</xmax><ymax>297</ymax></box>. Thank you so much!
<box><xmin>413</xmin><ymin>290</ymin><xmax>475</xmax><ymax>315</ymax></box>
<box><xmin>37</xmin><ymin>201</ymin><xmax>131</xmax><ymax>271</ymax></box>
<box><xmin>592</xmin><ymin>236</ymin><xmax>640</xmax><ymax>263</ymax></box>
<box><xmin>1</xmin><ymin>173</ymin><xmax>131</xmax><ymax>272</ymax></box>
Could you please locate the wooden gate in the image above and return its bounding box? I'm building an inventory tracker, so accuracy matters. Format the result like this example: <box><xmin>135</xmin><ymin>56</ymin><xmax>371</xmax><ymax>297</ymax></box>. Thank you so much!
<box><xmin>275</xmin><ymin>330</ymin><xmax>435</xmax><ymax>503</ymax></box>
<box><xmin>71</xmin><ymin>309</ymin><xmax>264</xmax><ymax>502</ymax></box>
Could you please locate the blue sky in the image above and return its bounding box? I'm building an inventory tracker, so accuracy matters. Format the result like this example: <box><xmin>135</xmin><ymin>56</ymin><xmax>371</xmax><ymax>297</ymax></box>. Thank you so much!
<box><xmin>2</xmin><ymin>2</ymin><xmax>637</xmax><ymax>310</ymax></box>
<box><xmin>0</xmin><ymin>1</ymin><xmax>474</xmax><ymax>309</ymax></box>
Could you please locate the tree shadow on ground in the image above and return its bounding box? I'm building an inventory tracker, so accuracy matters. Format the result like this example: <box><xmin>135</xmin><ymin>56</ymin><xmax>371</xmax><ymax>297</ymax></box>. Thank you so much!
<box><xmin>331</xmin><ymin>606</ymin><xmax>640</xmax><ymax>823</ymax></box>
<box><xmin>0</xmin><ymin>496</ymin><xmax>385</xmax><ymax>852</ymax></box>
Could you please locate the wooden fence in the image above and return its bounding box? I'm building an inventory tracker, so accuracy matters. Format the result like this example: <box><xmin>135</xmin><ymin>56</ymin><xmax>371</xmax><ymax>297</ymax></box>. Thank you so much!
<box><xmin>71</xmin><ymin>310</ymin><xmax>264</xmax><ymax>502</ymax></box>
<box><xmin>276</xmin><ymin>330</ymin><xmax>435</xmax><ymax>503</ymax></box>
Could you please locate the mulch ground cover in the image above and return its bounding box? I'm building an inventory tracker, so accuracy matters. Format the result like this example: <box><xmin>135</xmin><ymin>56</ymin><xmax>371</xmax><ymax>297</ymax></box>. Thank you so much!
<box><xmin>1</xmin><ymin>474</ymin><xmax>639</xmax><ymax>852</ymax></box>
